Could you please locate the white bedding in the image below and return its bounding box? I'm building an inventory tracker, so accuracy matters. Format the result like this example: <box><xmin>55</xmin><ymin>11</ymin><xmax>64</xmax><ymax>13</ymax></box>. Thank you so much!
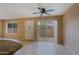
<box><xmin>0</xmin><ymin>38</ymin><xmax>20</xmax><ymax>43</ymax></box>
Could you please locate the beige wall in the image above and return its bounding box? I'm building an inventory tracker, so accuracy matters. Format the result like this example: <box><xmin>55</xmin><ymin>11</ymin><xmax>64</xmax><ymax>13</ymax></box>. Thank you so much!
<box><xmin>17</xmin><ymin>18</ymin><xmax>25</xmax><ymax>40</ymax></box>
<box><xmin>0</xmin><ymin>20</ymin><xmax>4</xmax><ymax>37</ymax></box>
<box><xmin>3</xmin><ymin>20</ymin><xmax>18</xmax><ymax>39</ymax></box>
<box><xmin>63</xmin><ymin>4</ymin><xmax>79</xmax><ymax>54</ymax></box>
<box><xmin>0</xmin><ymin>15</ymin><xmax>63</xmax><ymax>44</ymax></box>
<box><xmin>3</xmin><ymin>19</ymin><xmax>26</xmax><ymax>40</ymax></box>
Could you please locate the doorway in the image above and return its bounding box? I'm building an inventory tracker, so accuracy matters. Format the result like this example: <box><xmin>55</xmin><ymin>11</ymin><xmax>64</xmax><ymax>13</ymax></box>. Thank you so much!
<box><xmin>36</xmin><ymin>19</ymin><xmax>58</xmax><ymax>43</ymax></box>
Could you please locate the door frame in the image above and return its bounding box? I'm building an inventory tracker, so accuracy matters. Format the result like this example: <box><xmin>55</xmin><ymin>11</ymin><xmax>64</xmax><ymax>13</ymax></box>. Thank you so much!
<box><xmin>35</xmin><ymin>19</ymin><xmax>58</xmax><ymax>43</ymax></box>
<box><xmin>34</xmin><ymin>16</ymin><xmax>63</xmax><ymax>45</ymax></box>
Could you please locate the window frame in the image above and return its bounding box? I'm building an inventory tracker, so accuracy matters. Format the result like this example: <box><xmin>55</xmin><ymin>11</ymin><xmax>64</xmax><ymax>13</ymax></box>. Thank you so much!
<box><xmin>6</xmin><ymin>22</ymin><xmax>17</xmax><ymax>34</ymax></box>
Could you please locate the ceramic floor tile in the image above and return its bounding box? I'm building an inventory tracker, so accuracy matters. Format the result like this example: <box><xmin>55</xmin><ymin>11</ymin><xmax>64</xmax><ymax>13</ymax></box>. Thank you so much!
<box><xmin>15</xmin><ymin>41</ymin><xmax>72</xmax><ymax>55</ymax></box>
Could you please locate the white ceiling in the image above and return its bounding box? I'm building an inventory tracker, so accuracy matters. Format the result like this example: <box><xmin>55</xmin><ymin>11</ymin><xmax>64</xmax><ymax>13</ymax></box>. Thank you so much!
<box><xmin>0</xmin><ymin>3</ymin><xmax>74</xmax><ymax>19</ymax></box>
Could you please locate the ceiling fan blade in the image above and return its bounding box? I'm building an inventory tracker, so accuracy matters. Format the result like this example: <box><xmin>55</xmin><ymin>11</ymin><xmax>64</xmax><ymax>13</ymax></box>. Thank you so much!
<box><xmin>32</xmin><ymin>12</ymin><xmax>41</xmax><ymax>14</ymax></box>
<box><xmin>40</xmin><ymin>13</ymin><xmax>43</xmax><ymax>17</ymax></box>
<box><xmin>46</xmin><ymin>9</ymin><xmax>54</xmax><ymax>12</ymax></box>
<box><xmin>45</xmin><ymin>12</ymin><xmax>51</xmax><ymax>15</ymax></box>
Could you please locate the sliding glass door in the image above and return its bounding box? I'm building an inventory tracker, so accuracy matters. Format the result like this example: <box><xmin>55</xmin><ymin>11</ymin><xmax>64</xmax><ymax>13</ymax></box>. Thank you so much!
<box><xmin>37</xmin><ymin>19</ymin><xmax>57</xmax><ymax>43</ymax></box>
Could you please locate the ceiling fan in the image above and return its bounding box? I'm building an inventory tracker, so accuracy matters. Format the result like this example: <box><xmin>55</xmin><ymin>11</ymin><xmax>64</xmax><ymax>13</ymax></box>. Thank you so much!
<box><xmin>32</xmin><ymin>7</ymin><xmax>54</xmax><ymax>17</ymax></box>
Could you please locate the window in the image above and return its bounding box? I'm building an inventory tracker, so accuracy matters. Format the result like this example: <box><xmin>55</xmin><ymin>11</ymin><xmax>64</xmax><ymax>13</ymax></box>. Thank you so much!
<box><xmin>7</xmin><ymin>23</ymin><xmax>17</xmax><ymax>33</ymax></box>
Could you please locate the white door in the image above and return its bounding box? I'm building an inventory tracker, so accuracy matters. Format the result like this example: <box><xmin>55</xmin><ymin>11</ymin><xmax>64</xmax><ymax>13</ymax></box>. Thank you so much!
<box><xmin>25</xmin><ymin>20</ymin><xmax>34</xmax><ymax>40</ymax></box>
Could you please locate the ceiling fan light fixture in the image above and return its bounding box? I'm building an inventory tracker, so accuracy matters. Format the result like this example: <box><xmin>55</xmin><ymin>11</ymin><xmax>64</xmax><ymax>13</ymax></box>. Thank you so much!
<box><xmin>32</xmin><ymin>7</ymin><xmax>54</xmax><ymax>17</ymax></box>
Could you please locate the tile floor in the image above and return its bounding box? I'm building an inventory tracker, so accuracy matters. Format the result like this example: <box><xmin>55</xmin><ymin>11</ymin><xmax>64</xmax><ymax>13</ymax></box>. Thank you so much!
<box><xmin>14</xmin><ymin>41</ymin><xmax>72</xmax><ymax>55</ymax></box>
